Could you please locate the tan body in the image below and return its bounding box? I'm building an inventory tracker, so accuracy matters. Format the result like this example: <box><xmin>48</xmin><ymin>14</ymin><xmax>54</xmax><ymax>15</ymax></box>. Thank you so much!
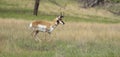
<box><xmin>31</xmin><ymin>20</ymin><xmax>51</xmax><ymax>28</ymax></box>
<box><xmin>31</xmin><ymin>20</ymin><xmax>53</xmax><ymax>29</ymax></box>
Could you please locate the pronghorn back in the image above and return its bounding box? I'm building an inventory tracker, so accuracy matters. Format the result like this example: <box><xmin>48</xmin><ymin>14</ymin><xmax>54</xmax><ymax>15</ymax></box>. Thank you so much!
<box><xmin>30</xmin><ymin>20</ymin><xmax>52</xmax><ymax>28</ymax></box>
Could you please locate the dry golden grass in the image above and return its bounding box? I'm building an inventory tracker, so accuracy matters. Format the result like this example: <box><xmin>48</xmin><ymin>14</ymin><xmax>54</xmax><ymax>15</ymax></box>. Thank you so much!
<box><xmin>56</xmin><ymin>22</ymin><xmax>120</xmax><ymax>42</ymax></box>
<box><xmin>0</xmin><ymin>18</ymin><xmax>119</xmax><ymax>41</ymax></box>
<box><xmin>0</xmin><ymin>18</ymin><xmax>120</xmax><ymax>42</ymax></box>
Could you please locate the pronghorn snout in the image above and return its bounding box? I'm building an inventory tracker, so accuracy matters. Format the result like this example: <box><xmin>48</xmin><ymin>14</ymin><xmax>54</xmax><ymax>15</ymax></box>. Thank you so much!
<box><xmin>62</xmin><ymin>21</ymin><xmax>65</xmax><ymax>25</ymax></box>
<box><xmin>61</xmin><ymin>21</ymin><xmax>65</xmax><ymax>25</ymax></box>
<box><xmin>59</xmin><ymin>20</ymin><xmax>65</xmax><ymax>25</ymax></box>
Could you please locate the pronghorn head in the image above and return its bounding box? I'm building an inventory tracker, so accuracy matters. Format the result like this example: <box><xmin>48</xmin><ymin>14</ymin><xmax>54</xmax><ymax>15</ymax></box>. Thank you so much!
<box><xmin>56</xmin><ymin>12</ymin><xmax>65</xmax><ymax>25</ymax></box>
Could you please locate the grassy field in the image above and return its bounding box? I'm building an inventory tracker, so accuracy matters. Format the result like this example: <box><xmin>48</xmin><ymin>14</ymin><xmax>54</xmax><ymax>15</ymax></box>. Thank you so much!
<box><xmin>0</xmin><ymin>0</ymin><xmax>120</xmax><ymax>57</ymax></box>
<box><xmin>0</xmin><ymin>18</ymin><xmax>120</xmax><ymax>57</ymax></box>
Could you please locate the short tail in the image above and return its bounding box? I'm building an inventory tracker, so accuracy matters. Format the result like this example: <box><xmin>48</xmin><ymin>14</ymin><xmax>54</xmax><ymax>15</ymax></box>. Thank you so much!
<box><xmin>29</xmin><ymin>23</ymin><xmax>33</xmax><ymax>28</ymax></box>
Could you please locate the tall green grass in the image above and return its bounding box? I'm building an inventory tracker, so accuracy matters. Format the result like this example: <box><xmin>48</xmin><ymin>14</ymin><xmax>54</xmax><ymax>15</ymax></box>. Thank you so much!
<box><xmin>0</xmin><ymin>0</ymin><xmax>120</xmax><ymax>23</ymax></box>
<box><xmin>0</xmin><ymin>19</ymin><xmax>120</xmax><ymax>57</ymax></box>
<box><xmin>0</xmin><ymin>8</ymin><xmax>119</xmax><ymax>23</ymax></box>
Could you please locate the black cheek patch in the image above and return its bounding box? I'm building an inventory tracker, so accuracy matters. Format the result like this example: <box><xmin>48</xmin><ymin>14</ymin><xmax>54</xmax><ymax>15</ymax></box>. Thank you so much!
<box><xmin>57</xmin><ymin>20</ymin><xmax>59</xmax><ymax>24</ymax></box>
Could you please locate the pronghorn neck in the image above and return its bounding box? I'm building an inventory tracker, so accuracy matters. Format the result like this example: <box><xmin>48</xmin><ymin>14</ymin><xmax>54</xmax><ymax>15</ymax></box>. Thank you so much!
<box><xmin>52</xmin><ymin>18</ymin><xmax>60</xmax><ymax>28</ymax></box>
<box><xmin>46</xmin><ymin>18</ymin><xmax>59</xmax><ymax>33</ymax></box>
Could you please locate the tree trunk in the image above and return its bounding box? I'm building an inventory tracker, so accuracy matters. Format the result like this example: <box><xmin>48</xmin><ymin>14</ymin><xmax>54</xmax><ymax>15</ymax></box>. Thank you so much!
<box><xmin>33</xmin><ymin>0</ymin><xmax>40</xmax><ymax>16</ymax></box>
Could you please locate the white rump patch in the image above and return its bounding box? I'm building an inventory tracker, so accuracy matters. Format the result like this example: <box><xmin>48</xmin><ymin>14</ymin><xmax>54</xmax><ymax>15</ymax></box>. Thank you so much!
<box><xmin>38</xmin><ymin>24</ymin><xmax>47</xmax><ymax>32</ymax></box>
<box><xmin>29</xmin><ymin>23</ymin><xmax>32</xmax><ymax>28</ymax></box>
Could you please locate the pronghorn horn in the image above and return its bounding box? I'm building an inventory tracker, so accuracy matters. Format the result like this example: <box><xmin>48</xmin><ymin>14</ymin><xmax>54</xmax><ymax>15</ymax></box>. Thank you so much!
<box><xmin>62</xmin><ymin>4</ymin><xmax>67</xmax><ymax>16</ymax></box>
<box><xmin>59</xmin><ymin>4</ymin><xmax>67</xmax><ymax>16</ymax></box>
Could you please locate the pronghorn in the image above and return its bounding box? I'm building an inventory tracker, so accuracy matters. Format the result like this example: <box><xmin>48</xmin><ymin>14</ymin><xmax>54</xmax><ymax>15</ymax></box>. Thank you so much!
<box><xmin>29</xmin><ymin>13</ymin><xmax>65</xmax><ymax>41</ymax></box>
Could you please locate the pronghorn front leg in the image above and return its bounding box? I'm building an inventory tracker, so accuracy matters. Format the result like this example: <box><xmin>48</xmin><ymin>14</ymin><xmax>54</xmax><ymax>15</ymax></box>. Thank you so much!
<box><xmin>47</xmin><ymin>32</ymin><xmax>53</xmax><ymax>42</ymax></box>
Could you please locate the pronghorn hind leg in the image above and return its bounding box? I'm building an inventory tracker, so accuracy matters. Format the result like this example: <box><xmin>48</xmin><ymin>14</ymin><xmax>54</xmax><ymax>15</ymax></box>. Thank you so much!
<box><xmin>33</xmin><ymin>30</ymin><xmax>41</xmax><ymax>41</ymax></box>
